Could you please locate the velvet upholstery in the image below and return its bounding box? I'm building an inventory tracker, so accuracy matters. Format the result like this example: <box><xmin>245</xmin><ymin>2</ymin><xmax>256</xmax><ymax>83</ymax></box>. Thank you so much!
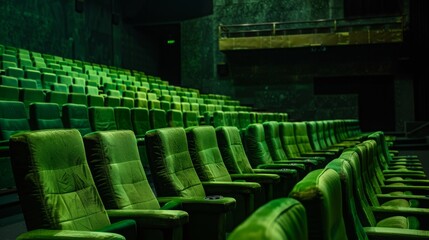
<box><xmin>29</xmin><ymin>102</ymin><xmax>63</xmax><ymax>130</ymax></box>
<box><xmin>227</xmin><ymin>198</ymin><xmax>308</xmax><ymax>240</ymax></box>
<box><xmin>83</xmin><ymin>130</ymin><xmax>189</xmax><ymax>240</ymax></box>
<box><xmin>145</xmin><ymin>127</ymin><xmax>237</xmax><ymax>240</ymax></box>
<box><xmin>215</xmin><ymin>125</ymin><xmax>298</xmax><ymax>197</ymax></box>
<box><xmin>289</xmin><ymin>168</ymin><xmax>348</xmax><ymax>240</ymax></box>
<box><xmin>9</xmin><ymin>129</ymin><xmax>137</xmax><ymax>240</ymax></box>
<box><xmin>61</xmin><ymin>103</ymin><xmax>92</xmax><ymax>136</ymax></box>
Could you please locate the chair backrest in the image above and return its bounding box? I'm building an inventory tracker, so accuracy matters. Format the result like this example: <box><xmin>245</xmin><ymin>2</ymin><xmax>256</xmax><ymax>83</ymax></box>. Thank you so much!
<box><xmin>88</xmin><ymin>106</ymin><xmax>117</xmax><ymax>131</ymax></box>
<box><xmin>130</xmin><ymin>107</ymin><xmax>150</xmax><ymax>138</ymax></box>
<box><xmin>145</xmin><ymin>127</ymin><xmax>207</xmax><ymax>198</ymax></box>
<box><xmin>263</xmin><ymin>121</ymin><xmax>288</xmax><ymax>161</ymax></box>
<box><xmin>243</xmin><ymin>123</ymin><xmax>275</xmax><ymax>167</ymax></box>
<box><xmin>293</xmin><ymin>121</ymin><xmax>315</xmax><ymax>154</ymax></box>
<box><xmin>9</xmin><ymin>129</ymin><xmax>112</xmax><ymax>231</ymax></box>
<box><xmin>279</xmin><ymin>122</ymin><xmax>302</xmax><ymax>159</ymax></box>
<box><xmin>0</xmin><ymin>100</ymin><xmax>30</xmax><ymax>140</ymax></box>
<box><xmin>29</xmin><ymin>102</ymin><xmax>64</xmax><ymax>130</ymax></box>
<box><xmin>183</xmin><ymin>111</ymin><xmax>199</xmax><ymax>128</ymax></box>
<box><xmin>216</xmin><ymin>126</ymin><xmax>255</xmax><ymax>174</ymax></box>
<box><xmin>186</xmin><ymin>126</ymin><xmax>232</xmax><ymax>182</ymax></box>
<box><xmin>228</xmin><ymin>198</ymin><xmax>308</xmax><ymax>240</ymax></box>
<box><xmin>289</xmin><ymin>168</ymin><xmax>348</xmax><ymax>240</ymax></box>
<box><xmin>167</xmin><ymin>109</ymin><xmax>184</xmax><ymax>128</ymax></box>
<box><xmin>114</xmin><ymin>106</ymin><xmax>133</xmax><ymax>130</ymax></box>
<box><xmin>83</xmin><ymin>130</ymin><xmax>161</xmax><ymax>210</ymax></box>
<box><xmin>62</xmin><ymin>103</ymin><xmax>92</xmax><ymax>136</ymax></box>
<box><xmin>149</xmin><ymin>108</ymin><xmax>167</xmax><ymax>129</ymax></box>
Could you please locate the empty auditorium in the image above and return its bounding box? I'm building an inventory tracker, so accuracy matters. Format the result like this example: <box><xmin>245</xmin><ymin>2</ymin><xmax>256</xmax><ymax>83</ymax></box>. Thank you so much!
<box><xmin>1</xmin><ymin>0</ymin><xmax>429</xmax><ymax>239</ymax></box>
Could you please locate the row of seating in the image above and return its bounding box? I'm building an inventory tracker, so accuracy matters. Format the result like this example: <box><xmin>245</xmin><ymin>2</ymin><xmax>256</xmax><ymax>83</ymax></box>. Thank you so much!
<box><xmin>10</xmin><ymin>122</ymin><xmax>424</xmax><ymax>240</ymax></box>
<box><xmin>228</xmin><ymin>131</ymin><xmax>429</xmax><ymax>239</ymax></box>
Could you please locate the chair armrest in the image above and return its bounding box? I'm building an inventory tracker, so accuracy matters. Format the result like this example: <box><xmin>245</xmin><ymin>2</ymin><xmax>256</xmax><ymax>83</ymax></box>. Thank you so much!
<box><xmin>371</xmin><ymin>206</ymin><xmax>429</xmax><ymax>224</ymax></box>
<box><xmin>256</xmin><ymin>163</ymin><xmax>306</xmax><ymax>171</ymax></box>
<box><xmin>376</xmin><ymin>194</ymin><xmax>429</xmax><ymax>208</ymax></box>
<box><xmin>230</xmin><ymin>173</ymin><xmax>280</xmax><ymax>184</ymax></box>
<box><xmin>160</xmin><ymin>199</ymin><xmax>183</xmax><ymax>210</ymax></box>
<box><xmin>364</xmin><ymin>227</ymin><xmax>429</xmax><ymax>239</ymax></box>
<box><xmin>380</xmin><ymin>185</ymin><xmax>429</xmax><ymax>196</ymax></box>
<box><xmin>156</xmin><ymin>196</ymin><xmax>236</xmax><ymax>213</ymax></box>
<box><xmin>107</xmin><ymin>209</ymin><xmax>188</xmax><ymax>228</ymax></box>
<box><xmin>202</xmin><ymin>181</ymin><xmax>261</xmax><ymax>195</ymax></box>
<box><xmin>383</xmin><ymin>173</ymin><xmax>428</xmax><ymax>179</ymax></box>
<box><xmin>16</xmin><ymin>229</ymin><xmax>127</xmax><ymax>240</ymax></box>
<box><xmin>383</xmin><ymin>179</ymin><xmax>429</xmax><ymax>186</ymax></box>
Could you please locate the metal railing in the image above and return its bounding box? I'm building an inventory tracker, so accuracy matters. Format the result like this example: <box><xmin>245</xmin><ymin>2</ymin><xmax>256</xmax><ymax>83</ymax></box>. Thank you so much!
<box><xmin>219</xmin><ymin>15</ymin><xmax>406</xmax><ymax>39</ymax></box>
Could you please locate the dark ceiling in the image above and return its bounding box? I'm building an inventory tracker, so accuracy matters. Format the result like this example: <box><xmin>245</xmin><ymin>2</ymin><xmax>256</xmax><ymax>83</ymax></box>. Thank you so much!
<box><xmin>120</xmin><ymin>0</ymin><xmax>213</xmax><ymax>26</ymax></box>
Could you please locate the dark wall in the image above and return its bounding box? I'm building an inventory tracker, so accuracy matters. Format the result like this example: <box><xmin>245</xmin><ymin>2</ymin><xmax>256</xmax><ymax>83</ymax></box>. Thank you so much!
<box><xmin>181</xmin><ymin>0</ymin><xmax>415</xmax><ymax>132</ymax></box>
<box><xmin>0</xmin><ymin>0</ymin><xmax>159</xmax><ymax>74</ymax></box>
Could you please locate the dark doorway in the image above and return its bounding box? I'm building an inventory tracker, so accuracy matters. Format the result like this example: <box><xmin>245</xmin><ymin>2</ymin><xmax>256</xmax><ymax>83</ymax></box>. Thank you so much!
<box><xmin>314</xmin><ymin>75</ymin><xmax>395</xmax><ymax>132</ymax></box>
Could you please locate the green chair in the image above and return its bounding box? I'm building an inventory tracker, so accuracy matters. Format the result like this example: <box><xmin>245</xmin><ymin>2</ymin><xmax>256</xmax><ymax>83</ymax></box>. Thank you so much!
<box><xmin>279</xmin><ymin>122</ymin><xmax>329</xmax><ymax>165</ymax></box>
<box><xmin>83</xmin><ymin>130</ymin><xmax>189</xmax><ymax>240</ymax></box>
<box><xmin>327</xmin><ymin>153</ymin><xmax>429</xmax><ymax>239</ymax></box>
<box><xmin>10</xmin><ymin>129</ymin><xmax>137</xmax><ymax>240</ymax></box>
<box><xmin>263</xmin><ymin>121</ymin><xmax>320</xmax><ymax>171</ymax></box>
<box><xmin>185</xmin><ymin>125</ymin><xmax>263</xmax><ymax>226</ymax></box>
<box><xmin>145</xmin><ymin>127</ymin><xmax>237</xmax><ymax>240</ymax></box>
<box><xmin>149</xmin><ymin>108</ymin><xmax>167</xmax><ymax>129</ymax></box>
<box><xmin>61</xmin><ymin>103</ymin><xmax>92</xmax><ymax>136</ymax></box>
<box><xmin>88</xmin><ymin>106</ymin><xmax>117</xmax><ymax>131</ymax></box>
<box><xmin>243</xmin><ymin>123</ymin><xmax>307</xmax><ymax>178</ymax></box>
<box><xmin>29</xmin><ymin>102</ymin><xmax>64</xmax><ymax>130</ymax></box>
<box><xmin>114</xmin><ymin>106</ymin><xmax>133</xmax><ymax>130</ymax></box>
<box><xmin>289</xmin><ymin>168</ymin><xmax>349</xmax><ymax>240</ymax></box>
<box><xmin>216</xmin><ymin>126</ymin><xmax>299</xmax><ymax>198</ymax></box>
<box><xmin>227</xmin><ymin>198</ymin><xmax>308</xmax><ymax>240</ymax></box>
<box><xmin>183</xmin><ymin>111</ymin><xmax>199</xmax><ymax>128</ymax></box>
<box><xmin>167</xmin><ymin>109</ymin><xmax>184</xmax><ymax>128</ymax></box>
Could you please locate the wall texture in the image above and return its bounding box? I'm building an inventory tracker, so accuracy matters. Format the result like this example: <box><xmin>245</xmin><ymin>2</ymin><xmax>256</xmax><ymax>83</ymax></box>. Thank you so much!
<box><xmin>181</xmin><ymin>0</ymin><xmax>413</xmax><ymax>131</ymax></box>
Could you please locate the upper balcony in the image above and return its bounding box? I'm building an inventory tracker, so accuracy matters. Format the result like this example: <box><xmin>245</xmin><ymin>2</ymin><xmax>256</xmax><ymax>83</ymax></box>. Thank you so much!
<box><xmin>218</xmin><ymin>15</ymin><xmax>406</xmax><ymax>51</ymax></box>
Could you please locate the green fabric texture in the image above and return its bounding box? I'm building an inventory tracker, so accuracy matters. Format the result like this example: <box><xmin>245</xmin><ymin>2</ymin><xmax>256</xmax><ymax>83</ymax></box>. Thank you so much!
<box><xmin>167</xmin><ymin>109</ymin><xmax>184</xmax><ymax>128</ymax></box>
<box><xmin>0</xmin><ymin>100</ymin><xmax>30</xmax><ymax>140</ymax></box>
<box><xmin>338</xmin><ymin>149</ymin><xmax>424</xmax><ymax>234</ymax></box>
<box><xmin>185</xmin><ymin>125</ymin><xmax>232</xmax><ymax>182</ymax></box>
<box><xmin>0</xmin><ymin>85</ymin><xmax>20</xmax><ymax>101</ymax></box>
<box><xmin>278</xmin><ymin>122</ymin><xmax>302</xmax><ymax>159</ymax></box>
<box><xmin>113</xmin><ymin>107</ymin><xmax>133</xmax><ymax>130</ymax></box>
<box><xmin>130</xmin><ymin>107</ymin><xmax>150</xmax><ymax>138</ymax></box>
<box><xmin>289</xmin><ymin>168</ymin><xmax>348</xmax><ymax>240</ymax></box>
<box><xmin>83</xmin><ymin>130</ymin><xmax>161</xmax><ymax>210</ymax></box>
<box><xmin>16</xmin><ymin>229</ymin><xmax>127</xmax><ymax>240</ymax></box>
<box><xmin>227</xmin><ymin>198</ymin><xmax>308</xmax><ymax>240</ymax></box>
<box><xmin>149</xmin><ymin>108</ymin><xmax>167</xmax><ymax>129</ymax></box>
<box><xmin>263</xmin><ymin>121</ymin><xmax>288</xmax><ymax>161</ymax></box>
<box><xmin>244</xmin><ymin>123</ymin><xmax>276</xmax><ymax>167</ymax></box>
<box><xmin>89</xmin><ymin>106</ymin><xmax>117</xmax><ymax>132</ymax></box>
<box><xmin>325</xmin><ymin>158</ymin><xmax>369</xmax><ymax>240</ymax></box>
<box><xmin>293</xmin><ymin>121</ymin><xmax>317</xmax><ymax>154</ymax></box>
<box><xmin>29</xmin><ymin>102</ymin><xmax>63</xmax><ymax>130</ymax></box>
<box><xmin>183</xmin><ymin>111</ymin><xmax>199</xmax><ymax>128</ymax></box>
<box><xmin>215</xmin><ymin>126</ymin><xmax>254</xmax><ymax>174</ymax></box>
<box><xmin>62</xmin><ymin>103</ymin><xmax>92</xmax><ymax>136</ymax></box>
<box><xmin>9</xmin><ymin>129</ymin><xmax>112</xmax><ymax>231</ymax></box>
<box><xmin>145</xmin><ymin>127</ymin><xmax>206</xmax><ymax>197</ymax></box>
<box><xmin>213</xmin><ymin>111</ymin><xmax>226</xmax><ymax>128</ymax></box>
<box><xmin>306</xmin><ymin>121</ymin><xmax>322</xmax><ymax>151</ymax></box>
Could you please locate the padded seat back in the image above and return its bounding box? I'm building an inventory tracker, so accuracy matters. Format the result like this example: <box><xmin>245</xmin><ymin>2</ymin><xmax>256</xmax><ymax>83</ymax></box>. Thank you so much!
<box><xmin>244</xmin><ymin>123</ymin><xmax>275</xmax><ymax>167</ymax></box>
<box><xmin>88</xmin><ymin>106</ymin><xmax>117</xmax><ymax>131</ymax></box>
<box><xmin>145</xmin><ymin>127</ymin><xmax>206</xmax><ymax>198</ymax></box>
<box><xmin>228</xmin><ymin>198</ymin><xmax>308</xmax><ymax>240</ymax></box>
<box><xmin>62</xmin><ymin>103</ymin><xmax>92</xmax><ymax>136</ymax></box>
<box><xmin>186</xmin><ymin>126</ymin><xmax>232</xmax><ymax>182</ymax></box>
<box><xmin>215</xmin><ymin>126</ymin><xmax>254</xmax><ymax>174</ymax></box>
<box><xmin>289</xmin><ymin>168</ymin><xmax>348</xmax><ymax>240</ymax></box>
<box><xmin>29</xmin><ymin>102</ymin><xmax>63</xmax><ymax>130</ymax></box>
<box><xmin>279</xmin><ymin>122</ymin><xmax>301</xmax><ymax>159</ymax></box>
<box><xmin>0</xmin><ymin>100</ymin><xmax>30</xmax><ymax>140</ymax></box>
<box><xmin>263</xmin><ymin>121</ymin><xmax>288</xmax><ymax>161</ymax></box>
<box><xmin>9</xmin><ymin>129</ymin><xmax>112</xmax><ymax>231</ymax></box>
<box><xmin>83</xmin><ymin>130</ymin><xmax>161</xmax><ymax>210</ymax></box>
